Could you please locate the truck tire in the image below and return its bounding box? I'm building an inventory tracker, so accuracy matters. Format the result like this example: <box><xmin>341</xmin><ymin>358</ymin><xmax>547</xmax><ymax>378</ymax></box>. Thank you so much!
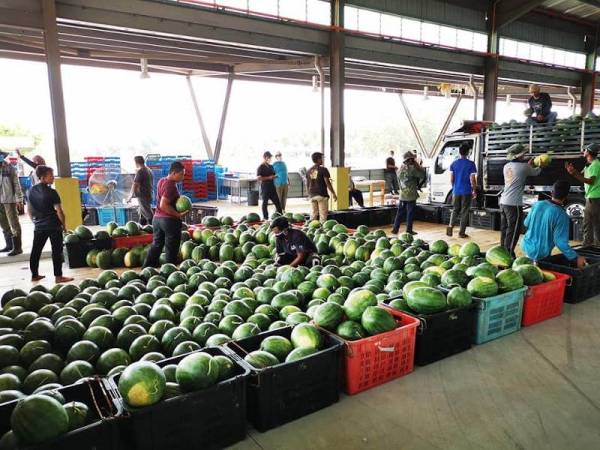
<box><xmin>565</xmin><ymin>195</ymin><xmax>585</xmax><ymax>219</ymax></box>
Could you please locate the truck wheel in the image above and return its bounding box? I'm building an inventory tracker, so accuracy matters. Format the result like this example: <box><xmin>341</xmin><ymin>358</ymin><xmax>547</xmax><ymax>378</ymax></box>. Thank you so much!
<box><xmin>565</xmin><ymin>196</ymin><xmax>585</xmax><ymax>219</ymax></box>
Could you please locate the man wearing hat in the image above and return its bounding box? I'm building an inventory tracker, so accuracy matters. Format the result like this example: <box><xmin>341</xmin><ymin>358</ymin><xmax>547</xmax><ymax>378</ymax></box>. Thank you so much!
<box><xmin>566</xmin><ymin>143</ymin><xmax>600</xmax><ymax>246</ymax></box>
<box><xmin>521</xmin><ymin>180</ymin><xmax>586</xmax><ymax>268</ymax></box>
<box><xmin>270</xmin><ymin>216</ymin><xmax>318</xmax><ymax>267</ymax></box>
<box><xmin>256</xmin><ymin>151</ymin><xmax>283</xmax><ymax>220</ymax></box>
<box><xmin>272</xmin><ymin>151</ymin><xmax>289</xmax><ymax>212</ymax></box>
<box><xmin>391</xmin><ymin>151</ymin><xmax>425</xmax><ymax>235</ymax></box>
<box><xmin>0</xmin><ymin>151</ymin><xmax>23</xmax><ymax>256</ymax></box>
<box><xmin>525</xmin><ymin>84</ymin><xmax>557</xmax><ymax>125</ymax></box>
<box><xmin>499</xmin><ymin>143</ymin><xmax>542</xmax><ymax>256</ymax></box>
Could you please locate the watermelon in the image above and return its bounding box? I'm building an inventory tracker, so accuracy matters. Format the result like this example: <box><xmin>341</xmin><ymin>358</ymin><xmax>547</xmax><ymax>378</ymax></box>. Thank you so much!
<box><xmin>285</xmin><ymin>347</ymin><xmax>317</xmax><ymax>362</ymax></box>
<box><xmin>213</xmin><ymin>355</ymin><xmax>235</xmax><ymax>381</ymax></box>
<box><xmin>118</xmin><ymin>361</ymin><xmax>166</xmax><ymax>407</ymax></box>
<box><xmin>361</xmin><ymin>306</ymin><xmax>396</xmax><ymax>335</ymax></box>
<box><xmin>244</xmin><ymin>350</ymin><xmax>279</xmax><ymax>369</ymax></box>
<box><xmin>290</xmin><ymin>324</ymin><xmax>322</xmax><ymax>350</ymax></box>
<box><xmin>485</xmin><ymin>245</ymin><xmax>513</xmax><ymax>268</ymax></box>
<box><xmin>542</xmin><ymin>271</ymin><xmax>556</xmax><ymax>281</ymax></box>
<box><xmin>60</xmin><ymin>361</ymin><xmax>94</xmax><ymax>385</ymax></box>
<box><xmin>175</xmin><ymin>196</ymin><xmax>192</xmax><ymax>213</ymax></box>
<box><xmin>430</xmin><ymin>240</ymin><xmax>448</xmax><ymax>254</ymax></box>
<box><xmin>514</xmin><ymin>264</ymin><xmax>544</xmax><ymax>286</ymax></box>
<box><xmin>406</xmin><ymin>287</ymin><xmax>447</xmax><ymax>314</ymax></box>
<box><xmin>459</xmin><ymin>242</ymin><xmax>480</xmax><ymax>257</ymax></box>
<box><xmin>467</xmin><ymin>276</ymin><xmax>499</xmax><ymax>298</ymax></box>
<box><xmin>313</xmin><ymin>303</ymin><xmax>344</xmax><ymax>331</ymax></box>
<box><xmin>260</xmin><ymin>336</ymin><xmax>293</xmax><ymax>362</ymax></box>
<box><xmin>335</xmin><ymin>320</ymin><xmax>366</xmax><ymax>340</ymax></box>
<box><xmin>96</xmin><ymin>348</ymin><xmax>131</xmax><ymax>375</ymax></box>
<box><xmin>496</xmin><ymin>269</ymin><xmax>524</xmax><ymax>293</ymax></box>
<box><xmin>176</xmin><ymin>352</ymin><xmax>219</xmax><ymax>391</ymax></box>
<box><xmin>11</xmin><ymin>395</ymin><xmax>69</xmax><ymax>444</ymax></box>
<box><xmin>446</xmin><ymin>287</ymin><xmax>472</xmax><ymax>308</ymax></box>
<box><xmin>513</xmin><ymin>256</ymin><xmax>533</xmax><ymax>267</ymax></box>
<box><xmin>64</xmin><ymin>401</ymin><xmax>88</xmax><ymax>431</ymax></box>
<box><xmin>343</xmin><ymin>289</ymin><xmax>377</xmax><ymax>321</ymax></box>
<box><xmin>441</xmin><ymin>269</ymin><xmax>469</xmax><ymax>288</ymax></box>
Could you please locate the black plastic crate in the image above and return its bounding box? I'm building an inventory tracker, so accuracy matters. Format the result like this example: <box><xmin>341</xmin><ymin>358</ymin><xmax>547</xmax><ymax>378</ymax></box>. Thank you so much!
<box><xmin>469</xmin><ymin>208</ymin><xmax>500</xmax><ymax>231</ymax></box>
<box><xmin>64</xmin><ymin>238</ymin><xmax>113</xmax><ymax>269</ymax></box>
<box><xmin>0</xmin><ymin>378</ymin><xmax>121</xmax><ymax>450</ymax></box>
<box><xmin>440</xmin><ymin>206</ymin><xmax>453</xmax><ymax>225</ymax></box>
<box><xmin>106</xmin><ymin>347</ymin><xmax>249</xmax><ymax>450</ymax></box>
<box><xmin>538</xmin><ymin>253</ymin><xmax>600</xmax><ymax>303</ymax></box>
<box><xmin>328</xmin><ymin>209</ymin><xmax>367</xmax><ymax>229</ymax></box>
<box><xmin>383</xmin><ymin>300</ymin><xmax>476</xmax><ymax>366</ymax></box>
<box><xmin>82</xmin><ymin>207</ymin><xmax>98</xmax><ymax>226</ymax></box>
<box><xmin>415</xmin><ymin>204</ymin><xmax>441</xmax><ymax>223</ymax></box>
<box><xmin>225</xmin><ymin>326</ymin><xmax>343</xmax><ymax>432</ymax></box>
<box><xmin>365</xmin><ymin>206</ymin><xmax>395</xmax><ymax>226</ymax></box>
<box><xmin>188</xmin><ymin>205</ymin><xmax>219</xmax><ymax>225</ymax></box>
<box><xmin>125</xmin><ymin>207</ymin><xmax>139</xmax><ymax>223</ymax></box>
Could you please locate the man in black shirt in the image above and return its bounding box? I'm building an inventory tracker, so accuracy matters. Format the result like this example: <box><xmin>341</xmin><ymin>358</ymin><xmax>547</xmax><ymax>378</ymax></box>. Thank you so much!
<box><xmin>384</xmin><ymin>151</ymin><xmax>399</xmax><ymax>195</ymax></box>
<box><xmin>128</xmin><ymin>156</ymin><xmax>154</xmax><ymax>225</ymax></box>
<box><xmin>27</xmin><ymin>165</ymin><xmax>73</xmax><ymax>283</ymax></box>
<box><xmin>271</xmin><ymin>217</ymin><xmax>318</xmax><ymax>267</ymax></box>
<box><xmin>307</xmin><ymin>152</ymin><xmax>337</xmax><ymax>223</ymax></box>
<box><xmin>525</xmin><ymin>84</ymin><xmax>557</xmax><ymax>125</ymax></box>
<box><xmin>256</xmin><ymin>151</ymin><xmax>282</xmax><ymax>220</ymax></box>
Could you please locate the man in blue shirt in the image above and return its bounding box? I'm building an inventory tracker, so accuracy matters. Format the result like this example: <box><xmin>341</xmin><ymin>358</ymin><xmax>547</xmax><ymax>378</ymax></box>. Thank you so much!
<box><xmin>521</xmin><ymin>180</ymin><xmax>586</xmax><ymax>268</ymax></box>
<box><xmin>272</xmin><ymin>152</ymin><xmax>289</xmax><ymax>212</ymax></box>
<box><xmin>447</xmin><ymin>143</ymin><xmax>477</xmax><ymax>238</ymax></box>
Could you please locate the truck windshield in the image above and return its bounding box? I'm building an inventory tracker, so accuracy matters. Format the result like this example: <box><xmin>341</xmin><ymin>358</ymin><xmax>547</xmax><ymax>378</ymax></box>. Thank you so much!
<box><xmin>435</xmin><ymin>140</ymin><xmax>473</xmax><ymax>174</ymax></box>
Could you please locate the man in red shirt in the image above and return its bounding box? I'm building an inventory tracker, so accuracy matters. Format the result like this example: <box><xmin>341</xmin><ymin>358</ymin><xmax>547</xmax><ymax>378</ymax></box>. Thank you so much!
<box><xmin>143</xmin><ymin>161</ymin><xmax>186</xmax><ymax>267</ymax></box>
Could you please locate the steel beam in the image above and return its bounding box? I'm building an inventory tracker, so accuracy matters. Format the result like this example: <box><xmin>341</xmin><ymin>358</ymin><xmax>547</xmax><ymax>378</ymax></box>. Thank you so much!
<box><xmin>496</xmin><ymin>0</ymin><xmax>548</xmax><ymax>29</ymax></box>
<box><xmin>186</xmin><ymin>75</ymin><xmax>214</xmax><ymax>160</ymax></box>
<box><xmin>330</xmin><ymin>0</ymin><xmax>345</xmax><ymax>168</ymax></box>
<box><xmin>431</xmin><ymin>94</ymin><xmax>463</xmax><ymax>158</ymax></box>
<box><xmin>483</xmin><ymin>3</ymin><xmax>499</xmax><ymax>123</ymax></box>
<box><xmin>581</xmin><ymin>29</ymin><xmax>598</xmax><ymax>115</ymax></box>
<box><xmin>42</xmin><ymin>0</ymin><xmax>71</xmax><ymax>177</ymax></box>
<box><xmin>213</xmin><ymin>72</ymin><xmax>234</xmax><ymax>164</ymax></box>
<box><xmin>398</xmin><ymin>92</ymin><xmax>427</xmax><ymax>158</ymax></box>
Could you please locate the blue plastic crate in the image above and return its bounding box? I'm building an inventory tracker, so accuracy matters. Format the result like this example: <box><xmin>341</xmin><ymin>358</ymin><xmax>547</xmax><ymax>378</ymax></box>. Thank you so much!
<box><xmin>97</xmin><ymin>206</ymin><xmax>128</xmax><ymax>226</ymax></box>
<box><xmin>472</xmin><ymin>287</ymin><xmax>526</xmax><ymax>344</ymax></box>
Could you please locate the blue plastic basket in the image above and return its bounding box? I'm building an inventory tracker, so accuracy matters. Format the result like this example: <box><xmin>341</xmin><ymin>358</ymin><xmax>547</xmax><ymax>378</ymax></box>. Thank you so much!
<box><xmin>472</xmin><ymin>287</ymin><xmax>526</xmax><ymax>344</ymax></box>
<box><xmin>97</xmin><ymin>206</ymin><xmax>128</xmax><ymax>226</ymax></box>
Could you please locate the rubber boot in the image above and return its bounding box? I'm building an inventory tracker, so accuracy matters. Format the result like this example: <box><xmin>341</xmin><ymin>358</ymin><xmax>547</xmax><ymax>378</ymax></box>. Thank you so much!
<box><xmin>0</xmin><ymin>233</ymin><xmax>13</xmax><ymax>253</ymax></box>
<box><xmin>7</xmin><ymin>235</ymin><xmax>22</xmax><ymax>256</ymax></box>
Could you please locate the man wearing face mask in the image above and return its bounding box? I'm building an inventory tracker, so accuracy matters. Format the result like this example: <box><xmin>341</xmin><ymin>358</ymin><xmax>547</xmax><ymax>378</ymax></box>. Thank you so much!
<box><xmin>270</xmin><ymin>216</ymin><xmax>317</xmax><ymax>267</ymax></box>
<box><xmin>521</xmin><ymin>180</ymin><xmax>586</xmax><ymax>267</ymax></box>
<box><xmin>0</xmin><ymin>151</ymin><xmax>23</xmax><ymax>256</ymax></box>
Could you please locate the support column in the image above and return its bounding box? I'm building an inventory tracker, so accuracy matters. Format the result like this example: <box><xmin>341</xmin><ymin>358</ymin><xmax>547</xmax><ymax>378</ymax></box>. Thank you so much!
<box><xmin>330</xmin><ymin>0</ymin><xmax>345</xmax><ymax>168</ymax></box>
<box><xmin>581</xmin><ymin>29</ymin><xmax>598</xmax><ymax>116</ymax></box>
<box><xmin>186</xmin><ymin>75</ymin><xmax>214</xmax><ymax>160</ymax></box>
<box><xmin>41</xmin><ymin>0</ymin><xmax>71</xmax><ymax>177</ymax></box>
<box><xmin>483</xmin><ymin>3</ymin><xmax>499</xmax><ymax>122</ymax></box>
<box><xmin>213</xmin><ymin>72</ymin><xmax>234</xmax><ymax>164</ymax></box>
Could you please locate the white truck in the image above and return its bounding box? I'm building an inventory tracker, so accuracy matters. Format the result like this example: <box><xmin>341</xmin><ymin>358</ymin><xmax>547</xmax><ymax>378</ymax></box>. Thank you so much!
<box><xmin>427</xmin><ymin>119</ymin><xmax>595</xmax><ymax>218</ymax></box>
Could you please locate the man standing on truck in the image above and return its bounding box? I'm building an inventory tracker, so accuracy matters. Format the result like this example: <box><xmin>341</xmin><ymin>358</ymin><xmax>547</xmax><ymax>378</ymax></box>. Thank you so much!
<box><xmin>447</xmin><ymin>143</ymin><xmax>477</xmax><ymax>238</ymax></box>
<box><xmin>525</xmin><ymin>84</ymin><xmax>557</xmax><ymax>125</ymax></box>
<box><xmin>391</xmin><ymin>151</ymin><xmax>426</xmax><ymax>235</ymax></box>
<box><xmin>521</xmin><ymin>180</ymin><xmax>586</xmax><ymax>268</ymax></box>
<box><xmin>499</xmin><ymin>144</ymin><xmax>542</xmax><ymax>257</ymax></box>
<box><xmin>566</xmin><ymin>143</ymin><xmax>600</xmax><ymax>247</ymax></box>
<box><xmin>384</xmin><ymin>151</ymin><xmax>399</xmax><ymax>195</ymax></box>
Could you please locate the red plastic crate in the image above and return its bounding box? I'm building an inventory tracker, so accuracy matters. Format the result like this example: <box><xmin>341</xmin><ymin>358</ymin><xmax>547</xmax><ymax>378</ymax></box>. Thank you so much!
<box><xmin>112</xmin><ymin>234</ymin><xmax>153</xmax><ymax>249</ymax></box>
<box><xmin>330</xmin><ymin>310</ymin><xmax>418</xmax><ymax>395</ymax></box>
<box><xmin>522</xmin><ymin>271</ymin><xmax>570</xmax><ymax>327</ymax></box>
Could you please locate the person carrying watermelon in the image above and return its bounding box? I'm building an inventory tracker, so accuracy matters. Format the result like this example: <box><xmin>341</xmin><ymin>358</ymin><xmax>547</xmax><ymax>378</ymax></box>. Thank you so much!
<box><xmin>499</xmin><ymin>143</ymin><xmax>542</xmax><ymax>257</ymax></box>
<box><xmin>143</xmin><ymin>161</ymin><xmax>187</xmax><ymax>267</ymax></box>
<box><xmin>391</xmin><ymin>151</ymin><xmax>425</xmax><ymax>235</ymax></box>
<box><xmin>521</xmin><ymin>180</ymin><xmax>586</xmax><ymax>268</ymax></box>
<box><xmin>270</xmin><ymin>216</ymin><xmax>318</xmax><ymax>267</ymax></box>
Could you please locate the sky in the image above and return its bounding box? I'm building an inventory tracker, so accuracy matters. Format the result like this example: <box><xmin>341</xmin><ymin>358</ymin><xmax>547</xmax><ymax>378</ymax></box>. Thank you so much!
<box><xmin>0</xmin><ymin>58</ymin><xmax>577</xmax><ymax>173</ymax></box>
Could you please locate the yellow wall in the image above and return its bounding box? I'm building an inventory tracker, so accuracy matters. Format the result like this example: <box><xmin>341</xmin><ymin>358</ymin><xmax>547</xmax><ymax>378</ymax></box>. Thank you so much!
<box><xmin>54</xmin><ymin>177</ymin><xmax>82</xmax><ymax>230</ymax></box>
<box><xmin>329</xmin><ymin>166</ymin><xmax>350</xmax><ymax>210</ymax></box>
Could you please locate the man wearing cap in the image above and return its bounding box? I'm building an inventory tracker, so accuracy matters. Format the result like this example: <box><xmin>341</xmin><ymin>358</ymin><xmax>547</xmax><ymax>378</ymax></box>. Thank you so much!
<box><xmin>521</xmin><ymin>180</ymin><xmax>586</xmax><ymax>268</ymax></box>
<box><xmin>0</xmin><ymin>151</ymin><xmax>23</xmax><ymax>256</ymax></box>
<box><xmin>525</xmin><ymin>84</ymin><xmax>557</xmax><ymax>125</ymax></box>
<box><xmin>391</xmin><ymin>151</ymin><xmax>426</xmax><ymax>235</ymax></box>
<box><xmin>499</xmin><ymin>143</ymin><xmax>542</xmax><ymax>256</ymax></box>
<box><xmin>270</xmin><ymin>217</ymin><xmax>318</xmax><ymax>267</ymax></box>
<box><xmin>272</xmin><ymin>152</ymin><xmax>289</xmax><ymax>212</ymax></box>
<box><xmin>566</xmin><ymin>143</ymin><xmax>600</xmax><ymax>246</ymax></box>
<box><xmin>256</xmin><ymin>151</ymin><xmax>283</xmax><ymax>220</ymax></box>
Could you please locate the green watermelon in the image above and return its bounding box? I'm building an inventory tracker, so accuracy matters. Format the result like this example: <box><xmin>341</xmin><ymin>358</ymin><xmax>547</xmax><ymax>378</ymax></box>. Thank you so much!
<box><xmin>335</xmin><ymin>321</ymin><xmax>366</xmax><ymax>340</ymax></box>
<box><xmin>446</xmin><ymin>287</ymin><xmax>472</xmax><ymax>308</ymax></box>
<box><xmin>514</xmin><ymin>264</ymin><xmax>544</xmax><ymax>286</ymax></box>
<box><xmin>495</xmin><ymin>269</ymin><xmax>524</xmax><ymax>293</ymax></box>
<box><xmin>467</xmin><ymin>276</ymin><xmax>499</xmax><ymax>298</ymax></box>
<box><xmin>485</xmin><ymin>245</ymin><xmax>513</xmax><ymax>268</ymax></box>
<box><xmin>60</xmin><ymin>361</ymin><xmax>94</xmax><ymax>385</ymax></box>
<box><xmin>118</xmin><ymin>361</ymin><xmax>166</xmax><ymax>407</ymax></box>
<box><xmin>11</xmin><ymin>395</ymin><xmax>69</xmax><ymax>444</ymax></box>
<box><xmin>512</xmin><ymin>256</ymin><xmax>533</xmax><ymax>267</ymax></box>
<box><xmin>285</xmin><ymin>347</ymin><xmax>317</xmax><ymax>362</ymax></box>
<box><xmin>406</xmin><ymin>287</ymin><xmax>447</xmax><ymax>314</ymax></box>
<box><xmin>441</xmin><ymin>269</ymin><xmax>469</xmax><ymax>288</ymax></box>
<box><xmin>459</xmin><ymin>242</ymin><xmax>480</xmax><ymax>257</ymax></box>
<box><xmin>343</xmin><ymin>289</ymin><xmax>377</xmax><ymax>321</ymax></box>
<box><xmin>313</xmin><ymin>302</ymin><xmax>344</xmax><ymax>331</ymax></box>
<box><xmin>176</xmin><ymin>352</ymin><xmax>219</xmax><ymax>391</ymax></box>
<box><xmin>64</xmin><ymin>401</ymin><xmax>88</xmax><ymax>431</ymax></box>
<box><xmin>290</xmin><ymin>324</ymin><xmax>322</xmax><ymax>350</ymax></box>
<box><xmin>244</xmin><ymin>350</ymin><xmax>279</xmax><ymax>369</ymax></box>
<box><xmin>175</xmin><ymin>196</ymin><xmax>192</xmax><ymax>213</ymax></box>
<box><xmin>361</xmin><ymin>306</ymin><xmax>396</xmax><ymax>335</ymax></box>
<box><xmin>260</xmin><ymin>335</ymin><xmax>293</xmax><ymax>362</ymax></box>
<box><xmin>430</xmin><ymin>240</ymin><xmax>449</xmax><ymax>254</ymax></box>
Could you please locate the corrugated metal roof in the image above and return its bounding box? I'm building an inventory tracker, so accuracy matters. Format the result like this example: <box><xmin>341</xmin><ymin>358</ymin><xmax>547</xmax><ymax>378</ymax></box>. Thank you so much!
<box><xmin>543</xmin><ymin>0</ymin><xmax>600</xmax><ymax>22</ymax></box>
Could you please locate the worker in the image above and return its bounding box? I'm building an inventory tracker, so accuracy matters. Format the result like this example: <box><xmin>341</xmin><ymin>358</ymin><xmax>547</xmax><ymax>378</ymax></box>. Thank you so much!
<box><xmin>306</xmin><ymin>152</ymin><xmax>337</xmax><ymax>223</ymax></box>
<box><xmin>447</xmin><ymin>143</ymin><xmax>477</xmax><ymax>238</ymax></box>
<box><xmin>272</xmin><ymin>151</ymin><xmax>290</xmax><ymax>212</ymax></box>
<box><xmin>16</xmin><ymin>149</ymin><xmax>45</xmax><ymax>186</ymax></box>
<box><xmin>521</xmin><ymin>180</ymin><xmax>586</xmax><ymax>268</ymax></box>
<box><xmin>128</xmin><ymin>156</ymin><xmax>154</xmax><ymax>225</ymax></box>
<box><xmin>525</xmin><ymin>84</ymin><xmax>557</xmax><ymax>125</ymax></box>
<box><xmin>499</xmin><ymin>143</ymin><xmax>542</xmax><ymax>257</ymax></box>
<box><xmin>384</xmin><ymin>150</ymin><xmax>399</xmax><ymax>195</ymax></box>
<box><xmin>143</xmin><ymin>161</ymin><xmax>187</xmax><ymax>267</ymax></box>
<box><xmin>27</xmin><ymin>165</ymin><xmax>74</xmax><ymax>283</ymax></box>
<box><xmin>270</xmin><ymin>216</ymin><xmax>318</xmax><ymax>267</ymax></box>
<box><xmin>348</xmin><ymin>170</ymin><xmax>364</xmax><ymax>208</ymax></box>
<box><xmin>566</xmin><ymin>143</ymin><xmax>600</xmax><ymax>247</ymax></box>
<box><xmin>256</xmin><ymin>151</ymin><xmax>283</xmax><ymax>220</ymax></box>
<box><xmin>391</xmin><ymin>151</ymin><xmax>425</xmax><ymax>235</ymax></box>
<box><xmin>0</xmin><ymin>151</ymin><xmax>23</xmax><ymax>256</ymax></box>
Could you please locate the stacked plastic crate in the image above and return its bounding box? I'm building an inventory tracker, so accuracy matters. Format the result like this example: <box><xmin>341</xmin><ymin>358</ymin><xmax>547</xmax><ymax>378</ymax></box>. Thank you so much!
<box><xmin>181</xmin><ymin>160</ymin><xmax>208</xmax><ymax>202</ymax></box>
<box><xmin>205</xmin><ymin>160</ymin><xmax>217</xmax><ymax>200</ymax></box>
<box><xmin>147</xmin><ymin>156</ymin><xmax>192</xmax><ymax>205</ymax></box>
<box><xmin>215</xmin><ymin>166</ymin><xmax>229</xmax><ymax>199</ymax></box>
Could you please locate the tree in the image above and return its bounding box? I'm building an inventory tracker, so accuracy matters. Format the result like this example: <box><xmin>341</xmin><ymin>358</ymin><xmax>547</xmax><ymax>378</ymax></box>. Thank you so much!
<box><xmin>0</xmin><ymin>124</ymin><xmax>43</xmax><ymax>152</ymax></box>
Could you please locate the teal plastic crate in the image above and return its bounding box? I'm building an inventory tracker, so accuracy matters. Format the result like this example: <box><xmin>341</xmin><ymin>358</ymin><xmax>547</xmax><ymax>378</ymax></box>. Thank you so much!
<box><xmin>473</xmin><ymin>287</ymin><xmax>526</xmax><ymax>344</ymax></box>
